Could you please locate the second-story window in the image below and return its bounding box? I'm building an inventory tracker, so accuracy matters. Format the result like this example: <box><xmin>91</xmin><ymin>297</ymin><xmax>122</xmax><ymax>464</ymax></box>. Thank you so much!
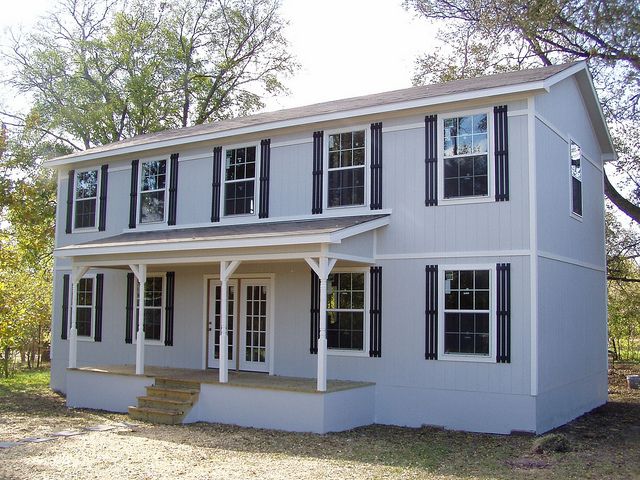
<box><xmin>74</xmin><ymin>169</ymin><xmax>99</xmax><ymax>229</ymax></box>
<box><xmin>328</xmin><ymin>130</ymin><xmax>366</xmax><ymax>207</ymax></box>
<box><xmin>570</xmin><ymin>141</ymin><xmax>582</xmax><ymax>217</ymax></box>
<box><xmin>442</xmin><ymin>113</ymin><xmax>489</xmax><ymax>199</ymax></box>
<box><xmin>140</xmin><ymin>159</ymin><xmax>167</xmax><ymax>223</ymax></box>
<box><xmin>225</xmin><ymin>146</ymin><xmax>256</xmax><ymax>215</ymax></box>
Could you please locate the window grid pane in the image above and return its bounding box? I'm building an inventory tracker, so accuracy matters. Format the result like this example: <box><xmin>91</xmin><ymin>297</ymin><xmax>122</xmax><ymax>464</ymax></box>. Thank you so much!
<box><xmin>225</xmin><ymin>147</ymin><xmax>256</xmax><ymax>215</ymax></box>
<box><xmin>570</xmin><ymin>141</ymin><xmax>582</xmax><ymax>216</ymax></box>
<box><xmin>327</xmin><ymin>131</ymin><xmax>366</xmax><ymax>207</ymax></box>
<box><xmin>326</xmin><ymin>272</ymin><xmax>365</xmax><ymax>351</ymax></box>
<box><xmin>74</xmin><ymin>170</ymin><xmax>98</xmax><ymax>229</ymax></box>
<box><xmin>443</xmin><ymin>269</ymin><xmax>490</xmax><ymax>356</ymax></box>
<box><xmin>76</xmin><ymin>278</ymin><xmax>94</xmax><ymax>337</ymax></box>
<box><xmin>135</xmin><ymin>276</ymin><xmax>164</xmax><ymax>342</ymax></box>
<box><xmin>140</xmin><ymin>160</ymin><xmax>167</xmax><ymax>223</ymax></box>
<box><xmin>443</xmin><ymin>114</ymin><xmax>489</xmax><ymax>199</ymax></box>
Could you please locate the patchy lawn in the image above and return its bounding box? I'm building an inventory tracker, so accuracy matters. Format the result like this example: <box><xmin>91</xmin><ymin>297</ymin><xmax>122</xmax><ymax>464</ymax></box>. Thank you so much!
<box><xmin>0</xmin><ymin>365</ymin><xmax>639</xmax><ymax>480</ymax></box>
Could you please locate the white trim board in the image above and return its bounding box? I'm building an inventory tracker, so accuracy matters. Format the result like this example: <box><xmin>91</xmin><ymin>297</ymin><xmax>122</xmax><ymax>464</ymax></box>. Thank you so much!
<box><xmin>537</xmin><ymin>251</ymin><xmax>606</xmax><ymax>272</ymax></box>
<box><xmin>375</xmin><ymin>249</ymin><xmax>530</xmax><ymax>260</ymax></box>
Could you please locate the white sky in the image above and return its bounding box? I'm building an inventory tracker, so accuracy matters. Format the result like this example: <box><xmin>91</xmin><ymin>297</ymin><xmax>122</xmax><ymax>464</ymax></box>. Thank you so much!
<box><xmin>0</xmin><ymin>0</ymin><xmax>433</xmax><ymax>112</ymax></box>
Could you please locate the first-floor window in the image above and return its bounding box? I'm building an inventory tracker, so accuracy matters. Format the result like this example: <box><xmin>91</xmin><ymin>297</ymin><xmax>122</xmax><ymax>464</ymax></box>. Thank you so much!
<box><xmin>443</xmin><ymin>269</ymin><xmax>491</xmax><ymax>356</ymax></box>
<box><xmin>76</xmin><ymin>277</ymin><xmax>95</xmax><ymax>337</ymax></box>
<box><xmin>570</xmin><ymin>141</ymin><xmax>582</xmax><ymax>217</ymax></box>
<box><xmin>140</xmin><ymin>159</ymin><xmax>167</xmax><ymax>223</ymax></box>
<box><xmin>136</xmin><ymin>276</ymin><xmax>165</xmax><ymax>341</ymax></box>
<box><xmin>326</xmin><ymin>271</ymin><xmax>365</xmax><ymax>351</ymax></box>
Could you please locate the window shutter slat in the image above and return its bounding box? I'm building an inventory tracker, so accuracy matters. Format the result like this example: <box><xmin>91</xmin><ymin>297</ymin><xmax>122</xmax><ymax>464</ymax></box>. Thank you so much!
<box><xmin>129</xmin><ymin>160</ymin><xmax>139</xmax><ymax>229</ymax></box>
<box><xmin>369</xmin><ymin>266</ymin><xmax>383</xmax><ymax>357</ymax></box>
<box><xmin>312</xmin><ymin>131</ymin><xmax>323</xmax><ymax>214</ymax></box>
<box><xmin>259</xmin><ymin>139</ymin><xmax>271</xmax><ymax>218</ymax></box>
<box><xmin>65</xmin><ymin>170</ymin><xmax>75</xmax><ymax>233</ymax></box>
<box><xmin>94</xmin><ymin>273</ymin><xmax>104</xmax><ymax>342</ymax></box>
<box><xmin>168</xmin><ymin>153</ymin><xmax>179</xmax><ymax>225</ymax></box>
<box><xmin>61</xmin><ymin>274</ymin><xmax>70</xmax><ymax>340</ymax></box>
<box><xmin>494</xmin><ymin>106</ymin><xmax>509</xmax><ymax>201</ymax></box>
<box><xmin>496</xmin><ymin>263</ymin><xmax>511</xmax><ymax>363</ymax></box>
<box><xmin>125</xmin><ymin>272</ymin><xmax>134</xmax><ymax>344</ymax></box>
<box><xmin>211</xmin><ymin>147</ymin><xmax>222</xmax><ymax>222</ymax></box>
<box><xmin>370</xmin><ymin>123</ymin><xmax>383</xmax><ymax>210</ymax></box>
<box><xmin>425</xmin><ymin>115</ymin><xmax>438</xmax><ymax>206</ymax></box>
<box><xmin>425</xmin><ymin>265</ymin><xmax>438</xmax><ymax>359</ymax></box>
<box><xmin>165</xmin><ymin>271</ymin><xmax>175</xmax><ymax>346</ymax></box>
<box><xmin>98</xmin><ymin>165</ymin><xmax>108</xmax><ymax>231</ymax></box>
<box><xmin>309</xmin><ymin>270</ymin><xmax>320</xmax><ymax>354</ymax></box>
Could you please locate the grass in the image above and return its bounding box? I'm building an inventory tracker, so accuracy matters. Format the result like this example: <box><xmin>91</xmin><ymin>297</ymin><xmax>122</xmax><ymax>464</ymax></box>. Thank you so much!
<box><xmin>0</xmin><ymin>364</ymin><xmax>639</xmax><ymax>479</ymax></box>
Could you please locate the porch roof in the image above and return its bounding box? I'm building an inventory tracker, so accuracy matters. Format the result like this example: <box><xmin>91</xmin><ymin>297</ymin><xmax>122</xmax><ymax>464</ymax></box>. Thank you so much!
<box><xmin>55</xmin><ymin>214</ymin><xmax>389</xmax><ymax>261</ymax></box>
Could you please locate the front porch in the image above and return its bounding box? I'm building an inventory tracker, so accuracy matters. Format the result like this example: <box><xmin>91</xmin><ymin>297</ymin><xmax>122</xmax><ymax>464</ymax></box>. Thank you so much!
<box><xmin>66</xmin><ymin>365</ymin><xmax>376</xmax><ymax>433</ymax></box>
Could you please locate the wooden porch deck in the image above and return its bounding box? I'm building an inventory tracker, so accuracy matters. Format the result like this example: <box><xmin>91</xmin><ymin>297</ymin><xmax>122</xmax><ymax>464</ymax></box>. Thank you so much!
<box><xmin>75</xmin><ymin>365</ymin><xmax>373</xmax><ymax>394</ymax></box>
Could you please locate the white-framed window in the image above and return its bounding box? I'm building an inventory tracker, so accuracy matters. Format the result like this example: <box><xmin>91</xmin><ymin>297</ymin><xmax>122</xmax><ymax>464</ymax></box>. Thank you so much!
<box><xmin>439</xmin><ymin>110</ymin><xmax>492</xmax><ymax>202</ymax></box>
<box><xmin>570</xmin><ymin>141</ymin><xmax>583</xmax><ymax>217</ymax></box>
<box><xmin>74</xmin><ymin>168</ymin><xmax>100</xmax><ymax>230</ymax></box>
<box><xmin>224</xmin><ymin>145</ymin><xmax>257</xmax><ymax>216</ymax></box>
<box><xmin>139</xmin><ymin>158</ymin><xmax>168</xmax><ymax>224</ymax></box>
<box><xmin>439</xmin><ymin>265</ymin><xmax>495</xmax><ymax>361</ymax></box>
<box><xmin>135</xmin><ymin>274</ymin><xmax>166</xmax><ymax>343</ymax></box>
<box><xmin>75</xmin><ymin>275</ymin><xmax>96</xmax><ymax>338</ymax></box>
<box><xmin>326</xmin><ymin>268</ymin><xmax>368</xmax><ymax>353</ymax></box>
<box><xmin>326</xmin><ymin>128</ymin><xmax>367</xmax><ymax>208</ymax></box>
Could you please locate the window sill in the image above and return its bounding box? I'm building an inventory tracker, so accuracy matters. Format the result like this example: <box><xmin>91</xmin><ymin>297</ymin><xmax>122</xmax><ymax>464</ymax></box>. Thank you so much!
<box><xmin>438</xmin><ymin>196</ymin><xmax>495</xmax><ymax>206</ymax></box>
<box><xmin>76</xmin><ymin>336</ymin><xmax>95</xmax><ymax>343</ymax></box>
<box><xmin>438</xmin><ymin>353</ymin><xmax>496</xmax><ymax>363</ymax></box>
<box><xmin>326</xmin><ymin>203</ymin><xmax>367</xmax><ymax>211</ymax></box>
<box><xmin>327</xmin><ymin>349</ymin><xmax>368</xmax><ymax>357</ymax></box>
<box><xmin>570</xmin><ymin>212</ymin><xmax>583</xmax><ymax>222</ymax></box>
<box><xmin>72</xmin><ymin>227</ymin><xmax>99</xmax><ymax>233</ymax></box>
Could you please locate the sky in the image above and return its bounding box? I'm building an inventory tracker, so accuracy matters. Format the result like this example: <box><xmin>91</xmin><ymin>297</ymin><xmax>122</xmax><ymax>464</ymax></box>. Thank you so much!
<box><xmin>0</xmin><ymin>0</ymin><xmax>434</xmax><ymax>113</ymax></box>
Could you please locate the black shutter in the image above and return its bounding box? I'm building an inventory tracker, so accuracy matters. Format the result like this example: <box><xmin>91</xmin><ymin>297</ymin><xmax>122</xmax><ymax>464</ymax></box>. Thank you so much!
<box><xmin>125</xmin><ymin>272</ymin><xmax>134</xmax><ymax>344</ymax></box>
<box><xmin>211</xmin><ymin>147</ymin><xmax>222</xmax><ymax>222</ymax></box>
<box><xmin>61</xmin><ymin>274</ymin><xmax>70</xmax><ymax>340</ymax></box>
<box><xmin>65</xmin><ymin>170</ymin><xmax>75</xmax><ymax>233</ymax></box>
<box><xmin>94</xmin><ymin>273</ymin><xmax>104</xmax><ymax>342</ymax></box>
<box><xmin>425</xmin><ymin>115</ymin><xmax>438</xmax><ymax>206</ymax></box>
<box><xmin>98</xmin><ymin>165</ymin><xmax>108</xmax><ymax>231</ymax></box>
<box><xmin>165</xmin><ymin>271</ymin><xmax>175</xmax><ymax>346</ymax></box>
<box><xmin>168</xmin><ymin>153</ymin><xmax>179</xmax><ymax>225</ymax></box>
<box><xmin>369</xmin><ymin>266</ymin><xmax>382</xmax><ymax>357</ymax></box>
<box><xmin>425</xmin><ymin>265</ymin><xmax>438</xmax><ymax>360</ymax></box>
<box><xmin>259</xmin><ymin>139</ymin><xmax>271</xmax><ymax>218</ymax></box>
<box><xmin>370</xmin><ymin>122</ymin><xmax>383</xmax><ymax>210</ymax></box>
<box><xmin>312</xmin><ymin>131</ymin><xmax>323</xmax><ymax>214</ymax></box>
<box><xmin>310</xmin><ymin>270</ymin><xmax>320</xmax><ymax>354</ymax></box>
<box><xmin>496</xmin><ymin>263</ymin><xmax>511</xmax><ymax>363</ymax></box>
<box><xmin>494</xmin><ymin>105</ymin><xmax>509</xmax><ymax>201</ymax></box>
<box><xmin>129</xmin><ymin>160</ymin><xmax>139</xmax><ymax>229</ymax></box>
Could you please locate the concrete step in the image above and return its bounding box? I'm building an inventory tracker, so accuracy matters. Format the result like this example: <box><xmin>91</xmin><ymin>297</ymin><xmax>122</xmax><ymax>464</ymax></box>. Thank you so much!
<box><xmin>128</xmin><ymin>406</ymin><xmax>184</xmax><ymax>425</ymax></box>
<box><xmin>146</xmin><ymin>385</ymin><xmax>200</xmax><ymax>402</ymax></box>
<box><xmin>138</xmin><ymin>396</ymin><xmax>193</xmax><ymax>411</ymax></box>
<box><xmin>155</xmin><ymin>377</ymin><xmax>201</xmax><ymax>391</ymax></box>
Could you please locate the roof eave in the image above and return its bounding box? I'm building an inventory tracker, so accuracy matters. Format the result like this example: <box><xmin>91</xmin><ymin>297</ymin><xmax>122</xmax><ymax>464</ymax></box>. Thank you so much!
<box><xmin>44</xmin><ymin>80</ymin><xmax>550</xmax><ymax>168</ymax></box>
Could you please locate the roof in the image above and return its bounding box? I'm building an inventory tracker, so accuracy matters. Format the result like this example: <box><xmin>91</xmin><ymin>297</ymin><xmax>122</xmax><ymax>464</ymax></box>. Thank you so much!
<box><xmin>46</xmin><ymin>62</ymin><xmax>603</xmax><ymax>167</ymax></box>
<box><xmin>55</xmin><ymin>214</ymin><xmax>390</xmax><ymax>258</ymax></box>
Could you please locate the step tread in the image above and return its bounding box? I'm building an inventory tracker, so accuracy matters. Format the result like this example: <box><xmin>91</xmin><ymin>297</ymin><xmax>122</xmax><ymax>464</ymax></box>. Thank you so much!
<box><xmin>138</xmin><ymin>396</ymin><xmax>193</xmax><ymax>406</ymax></box>
<box><xmin>128</xmin><ymin>405</ymin><xmax>183</xmax><ymax>416</ymax></box>
<box><xmin>146</xmin><ymin>385</ymin><xmax>200</xmax><ymax>395</ymax></box>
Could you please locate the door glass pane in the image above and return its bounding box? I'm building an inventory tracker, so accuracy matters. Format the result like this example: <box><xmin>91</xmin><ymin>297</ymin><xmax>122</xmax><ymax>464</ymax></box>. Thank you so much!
<box><xmin>244</xmin><ymin>284</ymin><xmax>267</xmax><ymax>364</ymax></box>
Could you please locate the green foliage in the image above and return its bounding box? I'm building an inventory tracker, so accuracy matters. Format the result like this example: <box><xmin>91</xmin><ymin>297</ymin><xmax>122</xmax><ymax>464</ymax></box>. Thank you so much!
<box><xmin>0</xmin><ymin>367</ymin><xmax>50</xmax><ymax>395</ymax></box>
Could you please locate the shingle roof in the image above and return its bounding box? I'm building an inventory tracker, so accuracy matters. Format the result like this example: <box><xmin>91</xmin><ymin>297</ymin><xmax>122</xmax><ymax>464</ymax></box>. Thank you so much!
<box><xmin>47</xmin><ymin>62</ymin><xmax>580</xmax><ymax>165</ymax></box>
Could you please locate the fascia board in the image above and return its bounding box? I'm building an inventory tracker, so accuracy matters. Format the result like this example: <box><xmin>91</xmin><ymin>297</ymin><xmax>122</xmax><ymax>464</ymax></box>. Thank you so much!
<box><xmin>329</xmin><ymin>215</ymin><xmax>390</xmax><ymax>243</ymax></box>
<box><xmin>44</xmin><ymin>81</ymin><xmax>549</xmax><ymax>168</ymax></box>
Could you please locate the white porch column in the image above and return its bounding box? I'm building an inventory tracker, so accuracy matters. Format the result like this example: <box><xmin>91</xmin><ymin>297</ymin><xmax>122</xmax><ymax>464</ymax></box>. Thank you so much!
<box><xmin>129</xmin><ymin>264</ymin><xmax>147</xmax><ymax>375</ymax></box>
<box><xmin>305</xmin><ymin>252</ymin><xmax>337</xmax><ymax>392</ymax></box>
<box><xmin>69</xmin><ymin>266</ymin><xmax>89</xmax><ymax>369</ymax></box>
<box><xmin>219</xmin><ymin>260</ymin><xmax>241</xmax><ymax>383</ymax></box>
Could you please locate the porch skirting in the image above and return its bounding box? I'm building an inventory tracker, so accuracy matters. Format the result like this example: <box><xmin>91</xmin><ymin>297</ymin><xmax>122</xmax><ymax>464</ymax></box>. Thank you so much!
<box><xmin>66</xmin><ymin>366</ymin><xmax>375</xmax><ymax>434</ymax></box>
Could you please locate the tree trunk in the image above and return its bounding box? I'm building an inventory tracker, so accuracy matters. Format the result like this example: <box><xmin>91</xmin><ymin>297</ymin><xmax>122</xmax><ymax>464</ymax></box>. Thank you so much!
<box><xmin>3</xmin><ymin>347</ymin><xmax>9</xmax><ymax>378</ymax></box>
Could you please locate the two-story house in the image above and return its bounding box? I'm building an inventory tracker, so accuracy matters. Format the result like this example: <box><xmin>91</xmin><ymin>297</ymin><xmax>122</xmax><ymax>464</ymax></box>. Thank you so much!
<box><xmin>46</xmin><ymin>61</ymin><xmax>612</xmax><ymax>434</ymax></box>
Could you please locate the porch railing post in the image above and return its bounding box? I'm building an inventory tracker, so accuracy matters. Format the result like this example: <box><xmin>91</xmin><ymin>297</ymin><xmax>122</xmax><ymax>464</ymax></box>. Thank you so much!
<box><xmin>135</xmin><ymin>264</ymin><xmax>147</xmax><ymax>375</ymax></box>
<box><xmin>219</xmin><ymin>261</ymin><xmax>229</xmax><ymax>383</ymax></box>
<box><xmin>68</xmin><ymin>278</ymin><xmax>79</xmax><ymax>369</ymax></box>
<box><xmin>317</xmin><ymin>256</ymin><xmax>329</xmax><ymax>392</ymax></box>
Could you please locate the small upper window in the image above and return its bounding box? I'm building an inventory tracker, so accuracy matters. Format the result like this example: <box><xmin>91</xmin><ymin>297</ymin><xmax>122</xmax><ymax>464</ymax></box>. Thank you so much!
<box><xmin>570</xmin><ymin>141</ymin><xmax>582</xmax><ymax>217</ymax></box>
<box><xmin>74</xmin><ymin>169</ymin><xmax>99</xmax><ymax>229</ymax></box>
<box><xmin>76</xmin><ymin>277</ymin><xmax>95</xmax><ymax>337</ymax></box>
<box><xmin>225</xmin><ymin>146</ymin><xmax>256</xmax><ymax>215</ymax></box>
<box><xmin>443</xmin><ymin>114</ymin><xmax>489</xmax><ymax>199</ymax></box>
<box><xmin>328</xmin><ymin>130</ymin><xmax>366</xmax><ymax>207</ymax></box>
<box><xmin>140</xmin><ymin>159</ymin><xmax>167</xmax><ymax>223</ymax></box>
<box><xmin>443</xmin><ymin>269</ymin><xmax>490</xmax><ymax>357</ymax></box>
<box><xmin>326</xmin><ymin>271</ymin><xmax>366</xmax><ymax>351</ymax></box>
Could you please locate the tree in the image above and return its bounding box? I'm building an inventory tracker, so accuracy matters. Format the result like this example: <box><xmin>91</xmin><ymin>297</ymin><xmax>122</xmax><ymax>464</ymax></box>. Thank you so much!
<box><xmin>2</xmin><ymin>0</ymin><xmax>296</xmax><ymax>149</ymax></box>
<box><xmin>404</xmin><ymin>0</ymin><xmax>640</xmax><ymax>224</ymax></box>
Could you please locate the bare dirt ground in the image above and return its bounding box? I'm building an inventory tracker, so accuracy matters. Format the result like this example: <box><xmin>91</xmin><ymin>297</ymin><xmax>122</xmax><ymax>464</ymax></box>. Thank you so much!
<box><xmin>0</xmin><ymin>364</ymin><xmax>639</xmax><ymax>480</ymax></box>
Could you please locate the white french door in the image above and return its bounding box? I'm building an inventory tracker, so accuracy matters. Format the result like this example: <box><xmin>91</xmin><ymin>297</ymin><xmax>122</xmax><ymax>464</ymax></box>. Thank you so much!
<box><xmin>207</xmin><ymin>280</ymin><xmax>238</xmax><ymax>368</ymax></box>
<box><xmin>239</xmin><ymin>281</ymin><xmax>270</xmax><ymax>372</ymax></box>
